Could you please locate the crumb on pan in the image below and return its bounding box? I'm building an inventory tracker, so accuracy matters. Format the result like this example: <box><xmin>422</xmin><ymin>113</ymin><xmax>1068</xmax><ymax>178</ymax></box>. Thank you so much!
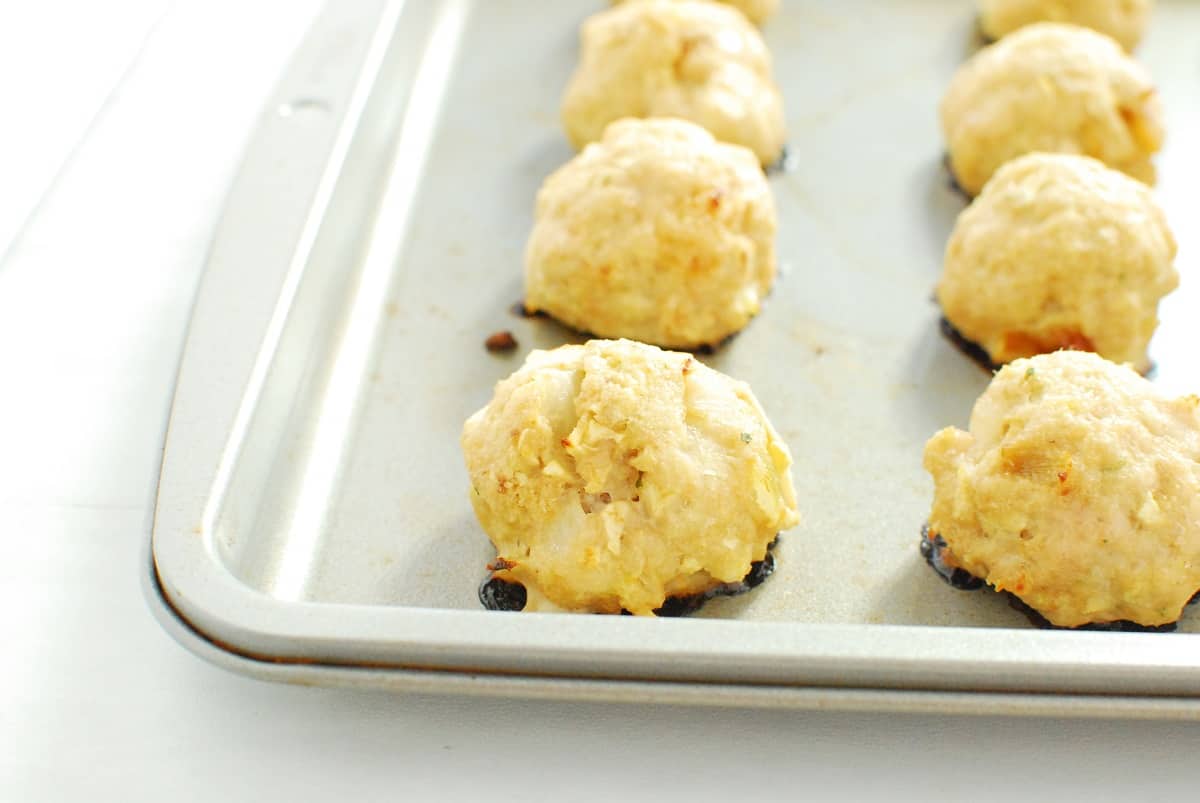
<box><xmin>484</xmin><ymin>330</ymin><xmax>519</xmax><ymax>353</ymax></box>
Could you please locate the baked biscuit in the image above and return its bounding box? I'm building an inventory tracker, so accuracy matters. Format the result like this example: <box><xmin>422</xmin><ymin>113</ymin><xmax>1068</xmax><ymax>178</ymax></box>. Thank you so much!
<box><xmin>562</xmin><ymin>1</ymin><xmax>786</xmax><ymax>165</ymax></box>
<box><xmin>462</xmin><ymin>339</ymin><xmax>801</xmax><ymax>615</ymax></box>
<box><xmin>924</xmin><ymin>351</ymin><xmax>1200</xmax><ymax>628</ymax></box>
<box><xmin>941</xmin><ymin>23</ymin><xmax>1163</xmax><ymax>196</ymax></box>
<box><xmin>525</xmin><ymin>118</ymin><xmax>777</xmax><ymax>350</ymax></box>
<box><xmin>938</xmin><ymin>152</ymin><xmax>1177</xmax><ymax>374</ymax></box>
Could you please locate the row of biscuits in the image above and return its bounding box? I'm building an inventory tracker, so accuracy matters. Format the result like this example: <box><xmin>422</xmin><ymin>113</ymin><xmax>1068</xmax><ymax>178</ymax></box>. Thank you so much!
<box><xmin>467</xmin><ymin>0</ymin><xmax>799</xmax><ymax>615</ymax></box>
<box><xmin>937</xmin><ymin>19</ymin><xmax>1175</xmax><ymax>373</ymax></box>
<box><xmin>925</xmin><ymin>2</ymin><xmax>1200</xmax><ymax>628</ymax></box>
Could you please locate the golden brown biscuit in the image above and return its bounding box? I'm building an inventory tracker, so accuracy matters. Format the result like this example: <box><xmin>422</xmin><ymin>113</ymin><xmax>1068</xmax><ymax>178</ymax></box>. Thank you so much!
<box><xmin>562</xmin><ymin>1</ymin><xmax>786</xmax><ymax>165</ymax></box>
<box><xmin>525</xmin><ymin>118</ymin><xmax>777</xmax><ymax>349</ymax></box>
<box><xmin>924</xmin><ymin>351</ymin><xmax>1200</xmax><ymax>628</ymax></box>
<box><xmin>941</xmin><ymin>22</ymin><xmax>1163</xmax><ymax>196</ymax></box>
<box><xmin>462</xmin><ymin>339</ymin><xmax>801</xmax><ymax>615</ymax></box>
<box><xmin>938</xmin><ymin>152</ymin><xmax>1177</xmax><ymax>373</ymax></box>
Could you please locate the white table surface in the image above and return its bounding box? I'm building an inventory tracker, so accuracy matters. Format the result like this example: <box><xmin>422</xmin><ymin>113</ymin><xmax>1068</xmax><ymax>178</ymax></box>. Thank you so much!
<box><xmin>3</xmin><ymin>3</ymin><xmax>1199</xmax><ymax>800</ymax></box>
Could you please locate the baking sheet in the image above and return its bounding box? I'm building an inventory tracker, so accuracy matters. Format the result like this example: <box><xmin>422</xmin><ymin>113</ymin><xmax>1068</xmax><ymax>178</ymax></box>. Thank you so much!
<box><xmin>149</xmin><ymin>0</ymin><xmax>1200</xmax><ymax>711</ymax></box>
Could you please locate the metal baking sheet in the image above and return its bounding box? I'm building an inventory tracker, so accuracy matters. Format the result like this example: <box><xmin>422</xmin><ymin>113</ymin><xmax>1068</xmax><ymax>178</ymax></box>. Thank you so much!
<box><xmin>148</xmin><ymin>0</ymin><xmax>1200</xmax><ymax>714</ymax></box>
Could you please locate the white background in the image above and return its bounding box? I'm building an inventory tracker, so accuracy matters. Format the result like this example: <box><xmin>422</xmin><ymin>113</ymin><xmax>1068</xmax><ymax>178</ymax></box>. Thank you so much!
<box><xmin>3</xmin><ymin>2</ymin><xmax>1199</xmax><ymax>800</ymax></box>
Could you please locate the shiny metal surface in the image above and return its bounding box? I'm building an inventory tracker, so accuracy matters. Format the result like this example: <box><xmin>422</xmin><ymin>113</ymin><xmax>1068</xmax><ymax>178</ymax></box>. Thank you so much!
<box><xmin>150</xmin><ymin>0</ymin><xmax>1200</xmax><ymax>712</ymax></box>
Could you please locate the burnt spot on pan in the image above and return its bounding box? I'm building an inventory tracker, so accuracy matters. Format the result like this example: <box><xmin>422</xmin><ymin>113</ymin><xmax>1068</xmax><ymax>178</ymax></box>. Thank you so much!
<box><xmin>1004</xmin><ymin>594</ymin><xmax>1181</xmax><ymax>633</ymax></box>
<box><xmin>941</xmin><ymin>152</ymin><xmax>973</xmax><ymax>202</ymax></box>
<box><xmin>937</xmin><ymin>317</ymin><xmax>1159</xmax><ymax>377</ymax></box>
<box><xmin>689</xmin><ymin>328</ymin><xmax>744</xmax><ymax>356</ymax></box>
<box><xmin>478</xmin><ymin>537</ymin><xmax>780</xmax><ymax>616</ymax></box>
<box><xmin>510</xmin><ymin>299</ymin><xmax>744</xmax><ymax>356</ymax></box>
<box><xmin>479</xmin><ymin>576</ymin><xmax>528</xmax><ymax>611</ymax></box>
<box><xmin>921</xmin><ymin>524</ymin><xmax>1197</xmax><ymax>631</ymax></box>
<box><xmin>939</xmin><ymin>316</ymin><xmax>1000</xmax><ymax>373</ymax></box>
<box><xmin>510</xmin><ymin>300</ymin><xmax>545</xmax><ymax>319</ymax></box>
<box><xmin>920</xmin><ymin>525</ymin><xmax>985</xmax><ymax>591</ymax></box>
<box><xmin>975</xmin><ymin>16</ymin><xmax>996</xmax><ymax>47</ymax></box>
<box><xmin>652</xmin><ymin>539</ymin><xmax>778</xmax><ymax>617</ymax></box>
<box><xmin>764</xmin><ymin>145</ymin><xmax>796</xmax><ymax>176</ymax></box>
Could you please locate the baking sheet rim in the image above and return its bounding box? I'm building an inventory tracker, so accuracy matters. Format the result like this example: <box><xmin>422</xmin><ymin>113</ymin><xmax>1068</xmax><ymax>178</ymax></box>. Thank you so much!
<box><xmin>143</xmin><ymin>545</ymin><xmax>1200</xmax><ymax>719</ymax></box>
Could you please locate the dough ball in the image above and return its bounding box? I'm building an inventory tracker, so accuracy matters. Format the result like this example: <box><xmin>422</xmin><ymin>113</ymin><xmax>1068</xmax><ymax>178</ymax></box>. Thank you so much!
<box><xmin>924</xmin><ymin>351</ymin><xmax>1200</xmax><ymax>628</ymax></box>
<box><xmin>941</xmin><ymin>22</ymin><xmax>1163</xmax><ymax>196</ymax></box>
<box><xmin>978</xmin><ymin>0</ymin><xmax>1153</xmax><ymax>51</ymax></box>
<box><xmin>562</xmin><ymin>0</ymin><xmax>786</xmax><ymax>165</ymax></box>
<box><xmin>524</xmin><ymin>117</ymin><xmax>777</xmax><ymax>349</ymax></box>
<box><xmin>938</xmin><ymin>152</ymin><xmax>1177</xmax><ymax>373</ymax></box>
<box><xmin>613</xmin><ymin>0</ymin><xmax>780</xmax><ymax>26</ymax></box>
<box><xmin>462</xmin><ymin>339</ymin><xmax>801</xmax><ymax>615</ymax></box>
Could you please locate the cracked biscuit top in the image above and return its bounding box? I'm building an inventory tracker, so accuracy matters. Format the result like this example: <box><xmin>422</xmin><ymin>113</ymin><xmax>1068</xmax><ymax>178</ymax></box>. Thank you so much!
<box><xmin>462</xmin><ymin>339</ymin><xmax>800</xmax><ymax>615</ymax></box>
